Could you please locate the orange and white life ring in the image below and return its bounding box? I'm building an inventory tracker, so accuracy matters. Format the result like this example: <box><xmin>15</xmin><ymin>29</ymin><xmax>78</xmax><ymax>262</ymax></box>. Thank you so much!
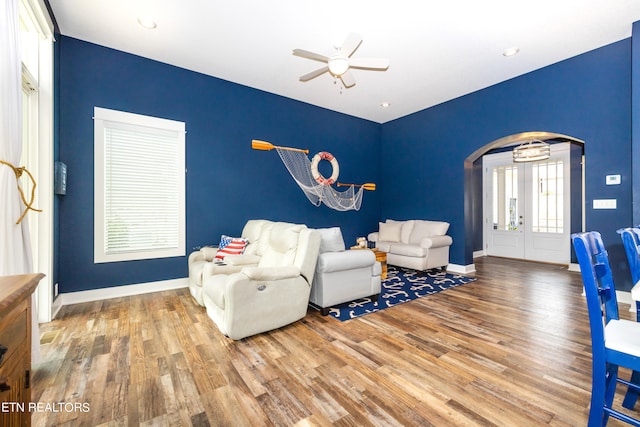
<box><xmin>310</xmin><ymin>151</ymin><xmax>339</xmax><ymax>185</ymax></box>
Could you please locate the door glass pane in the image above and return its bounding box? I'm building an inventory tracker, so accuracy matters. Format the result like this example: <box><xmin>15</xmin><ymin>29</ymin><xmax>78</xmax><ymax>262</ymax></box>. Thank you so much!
<box><xmin>531</xmin><ymin>160</ymin><xmax>563</xmax><ymax>233</ymax></box>
<box><xmin>492</xmin><ymin>165</ymin><xmax>519</xmax><ymax>231</ymax></box>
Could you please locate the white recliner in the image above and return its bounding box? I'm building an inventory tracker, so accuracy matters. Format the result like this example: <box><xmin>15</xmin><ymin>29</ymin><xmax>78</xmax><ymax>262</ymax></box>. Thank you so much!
<box><xmin>202</xmin><ymin>222</ymin><xmax>321</xmax><ymax>340</ymax></box>
<box><xmin>310</xmin><ymin>227</ymin><xmax>382</xmax><ymax>315</ymax></box>
<box><xmin>187</xmin><ymin>219</ymin><xmax>272</xmax><ymax>305</ymax></box>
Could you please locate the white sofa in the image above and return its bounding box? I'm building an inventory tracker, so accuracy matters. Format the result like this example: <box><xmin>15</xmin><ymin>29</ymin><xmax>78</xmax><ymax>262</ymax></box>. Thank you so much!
<box><xmin>202</xmin><ymin>222</ymin><xmax>321</xmax><ymax>340</ymax></box>
<box><xmin>310</xmin><ymin>227</ymin><xmax>382</xmax><ymax>315</ymax></box>
<box><xmin>188</xmin><ymin>219</ymin><xmax>272</xmax><ymax>305</ymax></box>
<box><xmin>368</xmin><ymin>219</ymin><xmax>453</xmax><ymax>271</ymax></box>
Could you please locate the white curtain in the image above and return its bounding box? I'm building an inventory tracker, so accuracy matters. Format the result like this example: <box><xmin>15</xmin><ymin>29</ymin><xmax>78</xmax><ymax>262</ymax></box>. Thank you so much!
<box><xmin>1</xmin><ymin>0</ymin><xmax>40</xmax><ymax>363</ymax></box>
<box><xmin>1</xmin><ymin>0</ymin><xmax>33</xmax><ymax>273</ymax></box>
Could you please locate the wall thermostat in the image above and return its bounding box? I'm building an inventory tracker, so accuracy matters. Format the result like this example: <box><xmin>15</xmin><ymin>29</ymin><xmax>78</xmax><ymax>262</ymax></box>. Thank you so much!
<box><xmin>606</xmin><ymin>174</ymin><xmax>621</xmax><ymax>185</ymax></box>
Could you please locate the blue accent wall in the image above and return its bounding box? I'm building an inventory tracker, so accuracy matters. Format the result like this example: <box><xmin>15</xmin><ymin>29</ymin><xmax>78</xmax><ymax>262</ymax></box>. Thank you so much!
<box><xmin>57</xmin><ymin>36</ymin><xmax>381</xmax><ymax>293</ymax></box>
<box><xmin>56</xmin><ymin>34</ymin><xmax>637</xmax><ymax>293</ymax></box>
<box><xmin>381</xmin><ymin>39</ymin><xmax>633</xmax><ymax>288</ymax></box>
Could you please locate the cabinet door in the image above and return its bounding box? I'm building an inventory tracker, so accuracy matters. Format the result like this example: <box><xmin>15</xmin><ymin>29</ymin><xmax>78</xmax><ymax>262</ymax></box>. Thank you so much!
<box><xmin>0</xmin><ymin>352</ymin><xmax>29</xmax><ymax>427</ymax></box>
<box><xmin>0</xmin><ymin>300</ymin><xmax>30</xmax><ymax>427</ymax></box>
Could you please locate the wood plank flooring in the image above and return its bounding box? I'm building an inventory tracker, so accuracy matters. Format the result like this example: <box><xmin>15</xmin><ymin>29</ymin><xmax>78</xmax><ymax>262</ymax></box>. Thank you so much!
<box><xmin>31</xmin><ymin>257</ymin><xmax>640</xmax><ymax>426</ymax></box>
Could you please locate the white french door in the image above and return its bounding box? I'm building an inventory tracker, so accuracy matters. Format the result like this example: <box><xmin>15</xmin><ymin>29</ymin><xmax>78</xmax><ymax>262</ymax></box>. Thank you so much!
<box><xmin>483</xmin><ymin>143</ymin><xmax>571</xmax><ymax>264</ymax></box>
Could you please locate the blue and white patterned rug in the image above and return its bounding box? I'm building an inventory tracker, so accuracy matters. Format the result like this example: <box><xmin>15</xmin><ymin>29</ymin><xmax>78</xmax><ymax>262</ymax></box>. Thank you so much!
<box><xmin>328</xmin><ymin>265</ymin><xmax>477</xmax><ymax>321</ymax></box>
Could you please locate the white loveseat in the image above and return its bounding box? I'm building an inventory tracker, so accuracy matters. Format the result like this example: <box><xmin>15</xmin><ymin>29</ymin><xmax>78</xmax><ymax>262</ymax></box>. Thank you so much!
<box><xmin>201</xmin><ymin>222</ymin><xmax>321</xmax><ymax>340</ymax></box>
<box><xmin>368</xmin><ymin>219</ymin><xmax>453</xmax><ymax>271</ymax></box>
<box><xmin>310</xmin><ymin>227</ymin><xmax>381</xmax><ymax>315</ymax></box>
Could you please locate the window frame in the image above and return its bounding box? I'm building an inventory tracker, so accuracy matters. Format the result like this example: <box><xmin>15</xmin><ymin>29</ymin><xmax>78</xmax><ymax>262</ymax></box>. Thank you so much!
<box><xmin>93</xmin><ymin>107</ymin><xmax>186</xmax><ymax>263</ymax></box>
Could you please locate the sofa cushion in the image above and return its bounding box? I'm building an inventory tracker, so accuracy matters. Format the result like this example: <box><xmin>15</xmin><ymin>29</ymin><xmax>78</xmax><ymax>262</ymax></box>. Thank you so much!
<box><xmin>318</xmin><ymin>227</ymin><xmax>346</xmax><ymax>253</ymax></box>
<box><xmin>408</xmin><ymin>220</ymin><xmax>450</xmax><ymax>244</ymax></box>
<box><xmin>379</xmin><ymin>221</ymin><xmax>402</xmax><ymax>242</ymax></box>
<box><xmin>387</xmin><ymin>219</ymin><xmax>415</xmax><ymax>244</ymax></box>
<box><xmin>390</xmin><ymin>243</ymin><xmax>427</xmax><ymax>257</ymax></box>
<box><xmin>242</xmin><ymin>219</ymin><xmax>272</xmax><ymax>255</ymax></box>
<box><xmin>259</xmin><ymin>223</ymin><xmax>305</xmax><ymax>267</ymax></box>
<box><xmin>215</xmin><ymin>236</ymin><xmax>249</xmax><ymax>259</ymax></box>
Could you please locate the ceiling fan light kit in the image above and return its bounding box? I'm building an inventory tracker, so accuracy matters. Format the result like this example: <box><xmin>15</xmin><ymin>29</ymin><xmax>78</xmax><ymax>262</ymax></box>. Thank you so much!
<box><xmin>328</xmin><ymin>56</ymin><xmax>349</xmax><ymax>76</ymax></box>
<box><xmin>294</xmin><ymin>33</ymin><xmax>389</xmax><ymax>89</ymax></box>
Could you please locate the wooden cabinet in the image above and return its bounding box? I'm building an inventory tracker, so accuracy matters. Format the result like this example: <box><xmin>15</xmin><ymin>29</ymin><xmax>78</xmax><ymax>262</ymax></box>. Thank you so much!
<box><xmin>0</xmin><ymin>274</ymin><xmax>43</xmax><ymax>427</ymax></box>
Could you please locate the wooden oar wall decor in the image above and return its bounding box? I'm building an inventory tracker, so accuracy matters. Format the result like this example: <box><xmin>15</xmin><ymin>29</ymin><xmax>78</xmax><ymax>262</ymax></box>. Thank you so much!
<box><xmin>251</xmin><ymin>139</ymin><xmax>375</xmax><ymax>211</ymax></box>
<box><xmin>251</xmin><ymin>139</ymin><xmax>309</xmax><ymax>154</ymax></box>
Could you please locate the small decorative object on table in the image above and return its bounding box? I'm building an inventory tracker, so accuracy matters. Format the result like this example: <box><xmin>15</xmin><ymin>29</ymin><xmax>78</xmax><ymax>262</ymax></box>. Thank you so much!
<box><xmin>350</xmin><ymin>237</ymin><xmax>368</xmax><ymax>249</ymax></box>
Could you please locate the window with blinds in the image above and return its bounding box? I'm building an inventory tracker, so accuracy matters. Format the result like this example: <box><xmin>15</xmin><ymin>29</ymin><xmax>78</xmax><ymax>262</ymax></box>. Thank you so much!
<box><xmin>94</xmin><ymin>107</ymin><xmax>185</xmax><ymax>263</ymax></box>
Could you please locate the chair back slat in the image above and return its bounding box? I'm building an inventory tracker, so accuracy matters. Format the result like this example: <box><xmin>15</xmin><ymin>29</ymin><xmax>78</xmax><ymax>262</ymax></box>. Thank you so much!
<box><xmin>572</xmin><ymin>232</ymin><xmax>620</xmax><ymax>340</ymax></box>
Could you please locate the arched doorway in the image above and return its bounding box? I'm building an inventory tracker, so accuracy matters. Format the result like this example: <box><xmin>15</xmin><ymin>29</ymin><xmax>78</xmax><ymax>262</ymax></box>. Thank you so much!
<box><xmin>463</xmin><ymin>131</ymin><xmax>584</xmax><ymax>269</ymax></box>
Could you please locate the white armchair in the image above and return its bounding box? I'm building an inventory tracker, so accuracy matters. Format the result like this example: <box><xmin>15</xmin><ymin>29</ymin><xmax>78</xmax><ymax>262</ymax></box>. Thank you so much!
<box><xmin>202</xmin><ymin>222</ymin><xmax>321</xmax><ymax>340</ymax></box>
<box><xmin>310</xmin><ymin>227</ymin><xmax>382</xmax><ymax>315</ymax></box>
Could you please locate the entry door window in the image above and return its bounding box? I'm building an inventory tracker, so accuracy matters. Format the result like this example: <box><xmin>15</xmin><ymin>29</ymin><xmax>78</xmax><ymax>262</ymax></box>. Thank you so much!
<box><xmin>531</xmin><ymin>160</ymin><xmax>564</xmax><ymax>234</ymax></box>
<box><xmin>492</xmin><ymin>165</ymin><xmax>519</xmax><ymax>231</ymax></box>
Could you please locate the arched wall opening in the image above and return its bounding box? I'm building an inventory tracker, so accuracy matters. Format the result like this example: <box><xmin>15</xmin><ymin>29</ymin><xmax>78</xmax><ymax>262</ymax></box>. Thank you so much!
<box><xmin>463</xmin><ymin>131</ymin><xmax>585</xmax><ymax>269</ymax></box>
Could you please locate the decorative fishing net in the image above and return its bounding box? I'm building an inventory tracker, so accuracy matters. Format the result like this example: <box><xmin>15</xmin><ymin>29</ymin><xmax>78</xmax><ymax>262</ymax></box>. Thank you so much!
<box><xmin>275</xmin><ymin>148</ymin><xmax>363</xmax><ymax>211</ymax></box>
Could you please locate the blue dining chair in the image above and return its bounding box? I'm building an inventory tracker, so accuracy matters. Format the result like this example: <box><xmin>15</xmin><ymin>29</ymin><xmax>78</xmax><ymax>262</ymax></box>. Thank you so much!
<box><xmin>621</xmin><ymin>228</ymin><xmax>640</xmax><ymax>316</ymax></box>
<box><xmin>572</xmin><ymin>231</ymin><xmax>640</xmax><ymax>426</ymax></box>
<box><xmin>620</xmin><ymin>227</ymin><xmax>640</xmax><ymax>409</ymax></box>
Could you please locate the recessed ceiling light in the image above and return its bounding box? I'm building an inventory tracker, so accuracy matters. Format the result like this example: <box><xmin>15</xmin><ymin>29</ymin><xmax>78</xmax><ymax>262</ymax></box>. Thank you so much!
<box><xmin>380</xmin><ymin>102</ymin><xmax>391</xmax><ymax>108</ymax></box>
<box><xmin>137</xmin><ymin>16</ymin><xmax>157</xmax><ymax>30</ymax></box>
<box><xmin>502</xmin><ymin>47</ymin><xmax>520</xmax><ymax>57</ymax></box>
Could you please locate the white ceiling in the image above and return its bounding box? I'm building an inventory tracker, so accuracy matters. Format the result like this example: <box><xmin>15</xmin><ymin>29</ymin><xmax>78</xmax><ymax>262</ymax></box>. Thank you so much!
<box><xmin>49</xmin><ymin>0</ymin><xmax>640</xmax><ymax>124</ymax></box>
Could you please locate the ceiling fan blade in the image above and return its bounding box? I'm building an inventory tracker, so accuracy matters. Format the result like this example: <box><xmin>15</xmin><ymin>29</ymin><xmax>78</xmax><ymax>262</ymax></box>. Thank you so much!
<box><xmin>292</xmin><ymin>49</ymin><xmax>329</xmax><ymax>63</ymax></box>
<box><xmin>340</xmin><ymin>33</ymin><xmax>362</xmax><ymax>57</ymax></box>
<box><xmin>349</xmin><ymin>57</ymin><xmax>389</xmax><ymax>70</ymax></box>
<box><xmin>340</xmin><ymin>70</ymin><xmax>356</xmax><ymax>88</ymax></box>
<box><xmin>299</xmin><ymin>66</ymin><xmax>329</xmax><ymax>82</ymax></box>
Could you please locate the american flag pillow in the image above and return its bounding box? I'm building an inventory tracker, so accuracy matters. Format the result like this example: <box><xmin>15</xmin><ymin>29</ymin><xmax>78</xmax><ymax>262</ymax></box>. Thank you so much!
<box><xmin>215</xmin><ymin>235</ymin><xmax>249</xmax><ymax>259</ymax></box>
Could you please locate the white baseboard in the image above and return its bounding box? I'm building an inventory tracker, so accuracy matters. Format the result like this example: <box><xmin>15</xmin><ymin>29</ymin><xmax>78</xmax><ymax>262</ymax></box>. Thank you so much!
<box><xmin>54</xmin><ymin>277</ymin><xmax>189</xmax><ymax>315</ymax></box>
<box><xmin>615</xmin><ymin>290</ymin><xmax>636</xmax><ymax>312</ymax></box>
<box><xmin>51</xmin><ymin>295</ymin><xmax>64</xmax><ymax>320</ymax></box>
<box><xmin>473</xmin><ymin>250</ymin><xmax>485</xmax><ymax>259</ymax></box>
<box><xmin>448</xmin><ymin>263</ymin><xmax>476</xmax><ymax>274</ymax></box>
<box><xmin>567</xmin><ymin>263</ymin><xmax>580</xmax><ymax>272</ymax></box>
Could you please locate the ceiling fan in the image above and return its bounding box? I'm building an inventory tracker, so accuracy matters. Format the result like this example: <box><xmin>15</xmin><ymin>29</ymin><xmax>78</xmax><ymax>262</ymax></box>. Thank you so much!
<box><xmin>293</xmin><ymin>33</ymin><xmax>389</xmax><ymax>88</ymax></box>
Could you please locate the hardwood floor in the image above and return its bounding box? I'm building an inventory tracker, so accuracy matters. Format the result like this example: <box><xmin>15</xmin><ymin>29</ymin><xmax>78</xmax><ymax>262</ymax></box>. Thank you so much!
<box><xmin>31</xmin><ymin>257</ymin><xmax>639</xmax><ymax>426</ymax></box>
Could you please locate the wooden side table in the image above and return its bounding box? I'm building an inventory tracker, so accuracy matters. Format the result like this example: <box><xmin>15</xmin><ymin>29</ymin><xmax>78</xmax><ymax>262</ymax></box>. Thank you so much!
<box><xmin>371</xmin><ymin>249</ymin><xmax>387</xmax><ymax>280</ymax></box>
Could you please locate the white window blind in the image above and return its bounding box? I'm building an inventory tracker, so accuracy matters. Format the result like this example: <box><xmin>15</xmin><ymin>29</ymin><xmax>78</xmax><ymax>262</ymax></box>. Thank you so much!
<box><xmin>94</xmin><ymin>107</ymin><xmax>185</xmax><ymax>263</ymax></box>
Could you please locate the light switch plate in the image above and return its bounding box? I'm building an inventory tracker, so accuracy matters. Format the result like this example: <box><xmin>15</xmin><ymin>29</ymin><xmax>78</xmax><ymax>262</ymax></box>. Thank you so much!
<box><xmin>593</xmin><ymin>199</ymin><xmax>617</xmax><ymax>209</ymax></box>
